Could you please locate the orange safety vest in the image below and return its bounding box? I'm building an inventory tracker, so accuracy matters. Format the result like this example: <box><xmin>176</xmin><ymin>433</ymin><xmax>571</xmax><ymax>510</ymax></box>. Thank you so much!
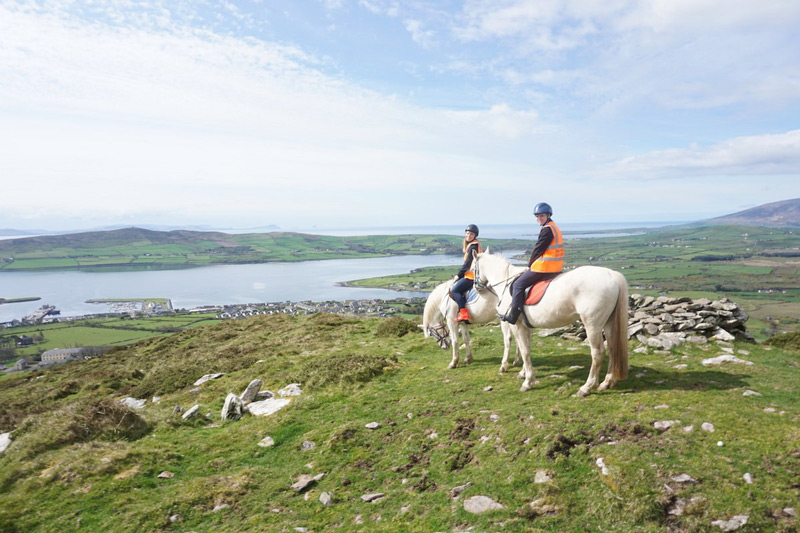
<box><xmin>531</xmin><ymin>221</ymin><xmax>564</xmax><ymax>273</ymax></box>
<box><xmin>463</xmin><ymin>239</ymin><xmax>482</xmax><ymax>280</ymax></box>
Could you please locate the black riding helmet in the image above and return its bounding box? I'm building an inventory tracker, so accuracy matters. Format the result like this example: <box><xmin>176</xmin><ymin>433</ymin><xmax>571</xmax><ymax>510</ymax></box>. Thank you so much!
<box><xmin>533</xmin><ymin>202</ymin><xmax>553</xmax><ymax>216</ymax></box>
<box><xmin>464</xmin><ymin>224</ymin><xmax>479</xmax><ymax>236</ymax></box>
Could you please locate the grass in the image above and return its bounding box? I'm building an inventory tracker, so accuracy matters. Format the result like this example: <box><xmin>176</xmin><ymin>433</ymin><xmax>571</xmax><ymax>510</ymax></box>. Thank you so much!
<box><xmin>1</xmin><ymin>313</ymin><xmax>798</xmax><ymax>532</ymax></box>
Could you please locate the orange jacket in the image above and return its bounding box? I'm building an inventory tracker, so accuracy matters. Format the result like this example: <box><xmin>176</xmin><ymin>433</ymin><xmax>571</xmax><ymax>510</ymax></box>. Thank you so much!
<box><xmin>461</xmin><ymin>240</ymin><xmax>482</xmax><ymax>280</ymax></box>
<box><xmin>530</xmin><ymin>221</ymin><xmax>564</xmax><ymax>273</ymax></box>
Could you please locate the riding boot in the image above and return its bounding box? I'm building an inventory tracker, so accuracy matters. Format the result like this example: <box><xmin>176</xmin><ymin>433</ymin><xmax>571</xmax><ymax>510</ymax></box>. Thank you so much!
<box><xmin>456</xmin><ymin>308</ymin><xmax>470</xmax><ymax>323</ymax></box>
<box><xmin>501</xmin><ymin>306</ymin><xmax>521</xmax><ymax>325</ymax></box>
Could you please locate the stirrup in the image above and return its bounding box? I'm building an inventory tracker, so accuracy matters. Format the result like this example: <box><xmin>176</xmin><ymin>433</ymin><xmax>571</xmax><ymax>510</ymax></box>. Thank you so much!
<box><xmin>501</xmin><ymin>306</ymin><xmax>521</xmax><ymax>325</ymax></box>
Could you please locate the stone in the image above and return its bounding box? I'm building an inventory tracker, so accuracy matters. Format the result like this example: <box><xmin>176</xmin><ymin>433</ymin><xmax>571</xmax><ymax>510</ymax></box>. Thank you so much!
<box><xmin>120</xmin><ymin>397</ymin><xmax>146</xmax><ymax>409</ymax></box>
<box><xmin>181</xmin><ymin>405</ymin><xmax>200</xmax><ymax>420</ymax></box>
<box><xmin>701</xmin><ymin>422</ymin><xmax>715</xmax><ymax>432</ymax></box>
<box><xmin>257</xmin><ymin>436</ymin><xmax>275</xmax><ymax>447</ymax></box>
<box><xmin>0</xmin><ymin>432</ymin><xmax>11</xmax><ymax>454</ymax></box>
<box><xmin>291</xmin><ymin>473</ymin><xmax>325</xmax><ymax>492</ymax></box>
<box><xmin>157</xmin><ymin>471</ymin><xmax>174</xmax><ymax>479</ymax></box>
<box><xmin>450</xmin><ymin>482</ymin><xmax>473</xmax><ymax>498</ymax></box>
<box><xmin>743</xmin><ymin>473</ymin><xmax>754</xmax><ymax>484</ymax></box>
<box><xmin>702</xmin><ymin>355</ymin><xmax>754</xmax><ymax>366</ymax></box>
<box><xmin>711</xmin><ymin>515</ymin><xmax>749</xmax><ymax>531</ymax></box>
<box><xmin>278</xmin><ymin>383</ymin><xmax>303</xmax><ymax>397</ymax></box>
<box><xmin>255</xmin><ymin>390</ymin><xmax>274</xmax><ymax>400</ymax></box>
<box><xmin>534</xmin><ymin>470</ymin><xmax>553</xmax><ymax>483</ymax></box>
<box><xmin>742</xmin><ymin>390</ymin><xmax>762</xmax><ymax>397</ymax></box>
<box><xmin>365</xmin><ymin>422</ymin><xmax>381</xmax><ymax>430</ymax></box>
<box><xmin>463</xmin><ymin>495</ymin><xmax>504</xmax><ymax>514</ymax></box>
<box><xmin>240</xmin><ymin>379</ymin><xmax>262</xmax><ymax>404</ymax></box>
<box><xmin>671</xmin><ymin>474</ymin><xmax>697</xmax><ymax>483</ymax></box>
<box><xmin>711</xmin><ymin>328</ymin><xmax>736</xmax><ymax>341</ymax></box>
<box><xmin>221</xmin><ymin>393</ymin><xmax>243</xmax><ymax>421</ymax></box>
<box><xmin>247</xmin><ymin>398</ymin><xmax>291</xmax><ymax>417</ymax></box>
<box><xmin>193</xmin><ymin>373</ymin><xmax>224</xmax><ymax>386</ymax></box>
<box><xmin>595</xmin><ymin>457</ymin><xmax>609</xmax><ymax>475</ymax></box>
<box><xmin>319</xmin><ymin>492</ymin><xmax>334</xmax><ymax>506</ymax></box>
<box><xmin>654</xmin><ymin>420</ymin><xmax>681</xmax><ymax>430</ymax></box>
<box><xmin>361</xmin><ymin>493</ymin><xmax>386</xmax><ymax>503</ymax></box>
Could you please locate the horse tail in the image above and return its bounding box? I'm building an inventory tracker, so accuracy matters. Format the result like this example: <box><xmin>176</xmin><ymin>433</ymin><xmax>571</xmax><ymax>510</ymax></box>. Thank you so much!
<box><xmin>607</xmin><ymin>271</ymin><xmax>629</xmax><ymax>380</ymax></box>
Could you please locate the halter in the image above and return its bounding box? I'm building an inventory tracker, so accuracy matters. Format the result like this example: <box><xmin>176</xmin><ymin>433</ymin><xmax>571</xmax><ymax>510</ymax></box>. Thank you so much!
<box><xmin>428</xmin><ymin>323</ymin><xmax>451</xmax><ymax>349</ymax></box>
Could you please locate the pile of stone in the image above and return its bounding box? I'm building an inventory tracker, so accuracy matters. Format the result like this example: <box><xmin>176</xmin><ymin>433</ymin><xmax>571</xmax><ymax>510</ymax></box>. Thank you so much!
<box><xmin>545</xmin><ymin>294</ymin><xmax>752</xmax><ymax>349</ymax></box>
<box><xmin>626</xmin><ymin>294</ymin><xmax>751</xmax><ymax>343</ymax></box>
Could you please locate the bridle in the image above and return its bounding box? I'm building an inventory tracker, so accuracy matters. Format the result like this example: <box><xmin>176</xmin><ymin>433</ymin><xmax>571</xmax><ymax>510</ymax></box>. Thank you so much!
<box><xmin>428</xmin><ymin>323</ymin><xmax>451</xmax><ymax>349</ymax></box>
<box><xmin>472</xmin><ymin>255</ymin><xmax>519</xmax><ymax>308</ymax></box>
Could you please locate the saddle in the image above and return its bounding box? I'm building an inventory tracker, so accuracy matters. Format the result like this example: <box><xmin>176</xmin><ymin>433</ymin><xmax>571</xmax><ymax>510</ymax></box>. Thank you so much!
<box><xmin>524</xmin><ymin>277</ymin><xmax>557</xmax><ymax>305</ymax></box>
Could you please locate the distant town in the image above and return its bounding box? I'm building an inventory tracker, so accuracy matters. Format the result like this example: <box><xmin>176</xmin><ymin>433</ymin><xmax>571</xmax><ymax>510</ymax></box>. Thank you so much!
<box><xmin>1</xmin><ymin>297</ymin><xmax>426</xmax><ymax>329</ymax></box>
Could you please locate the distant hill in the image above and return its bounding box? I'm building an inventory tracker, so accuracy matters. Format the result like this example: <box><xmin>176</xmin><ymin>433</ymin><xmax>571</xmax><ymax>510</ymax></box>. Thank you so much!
<box><xmin>704</xmin><ymin>198</ymin><xmax>800</xmax><ymax>228</ymax></box>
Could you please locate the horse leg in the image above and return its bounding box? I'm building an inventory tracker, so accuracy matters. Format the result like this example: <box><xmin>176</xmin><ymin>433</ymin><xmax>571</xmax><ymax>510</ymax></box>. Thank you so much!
<box><xmin>576</xmin><ymin>324</ymin><xmax>604</xmax><ymax>397</ymax></box>
<box><xmin>462</xmin><ymin>324</ymin><xmax>473</xmax><ymax>364</ymax></box>
<box><xmin>514</xmin><ymin>324</ymin><xmax>536</xmax><ymax>391</ymax></box>
<box><xmin>499</xmin><ymin>321</ymin><xmax>511</xmax><ymax>373</ymax></box>
<box><xmin>447</xmin><ymin>316</ymin><xmax>460</xmax><ymax>369</ymax></box>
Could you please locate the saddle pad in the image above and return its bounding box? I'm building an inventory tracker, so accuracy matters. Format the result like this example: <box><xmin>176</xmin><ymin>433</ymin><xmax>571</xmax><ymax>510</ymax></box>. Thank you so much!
<box><xmin>525</xmin><ymin>278</ymin><xmax>555</xmax><ymax>306</ymax></box>
<box><xmin>466</xmin><ymin>288</ymin><xmax>480</xmax><ymax>304</ymax></box>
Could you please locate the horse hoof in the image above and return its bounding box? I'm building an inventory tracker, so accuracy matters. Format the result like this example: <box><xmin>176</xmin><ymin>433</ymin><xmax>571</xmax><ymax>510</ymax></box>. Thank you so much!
<box><xmin>573</xmin><ymin>388</ymin><xmax>590</xmax><ymax>398</ymax></box>
<box><xmin>520</xmin><ymin>384</ymin><xmax>530</xmax><ymax>392</ymax></box>
<box><xmin>465</xmin><ymin>357</ymin><xmax>473</xmax><ymax>364</ymax></box>
<box><xmin>447</xmin><ymin>363</ymin><xmax>457</xmax><ymax>369</ymax></box>
<box><xmin>499</xmin><ymin>365</ymin><xmax>507</xmax><ymax>374</ymax></box>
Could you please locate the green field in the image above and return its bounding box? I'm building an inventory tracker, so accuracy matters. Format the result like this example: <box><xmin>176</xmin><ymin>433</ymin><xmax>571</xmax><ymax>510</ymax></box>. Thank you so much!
<box><xmin>0</xmin><ymin>314</ymin><xmax>798</xmax><ymax>532</ymax></box>
<box><xmin>0</xmin><ymin>228</ymin><xmax>529</xmax><ymax>272</ymax></box>
<box><xmin>0</xmin><ymin>314</ymin><xmax>220</xmax><ymax>364</ymax></box>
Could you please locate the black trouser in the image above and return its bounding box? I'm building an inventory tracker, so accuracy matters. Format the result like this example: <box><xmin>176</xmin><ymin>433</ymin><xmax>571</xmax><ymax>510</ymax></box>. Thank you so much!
<box><xmin>510</xmin><ymin>270</ymin><xmax>560</xmax><ymax>309</ymax></box>
<box><xmin>450</xmin><ymin>277</ymin><xmax>474</xmax><ymax>310</ymax></box>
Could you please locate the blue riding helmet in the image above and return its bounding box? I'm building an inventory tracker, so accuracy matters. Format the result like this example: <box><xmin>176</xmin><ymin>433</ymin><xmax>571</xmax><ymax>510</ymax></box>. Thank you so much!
<box><xmin>533</xmin><ymin>203</ymin><xmax>553</xmax><ymax>216</ymax></box>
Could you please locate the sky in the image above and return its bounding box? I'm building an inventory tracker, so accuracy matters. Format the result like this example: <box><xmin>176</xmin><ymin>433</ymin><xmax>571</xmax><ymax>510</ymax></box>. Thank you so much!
<box><xmin>1</xmin><ymin>0</ymin><xmax>799</xmax><ymax>231</ymax></box>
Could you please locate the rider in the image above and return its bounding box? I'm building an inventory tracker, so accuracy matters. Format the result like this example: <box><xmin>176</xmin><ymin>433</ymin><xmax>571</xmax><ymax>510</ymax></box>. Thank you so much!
<box><xmin>500</xmin><ymin>203</ymin><xmax>564</xmax><ymax>325</ymax></box>
<box><xmin>450</xmin><ymin>224</ymin><xmax>482</xmax><ymax>323</ymax></box>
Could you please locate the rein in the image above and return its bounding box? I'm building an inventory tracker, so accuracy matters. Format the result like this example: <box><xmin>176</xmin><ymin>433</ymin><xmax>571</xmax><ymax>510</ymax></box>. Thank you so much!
<box><xmin>473</xmin><ymin>257</ymin><xmax>519</xmax><ymax>308</ymax></box>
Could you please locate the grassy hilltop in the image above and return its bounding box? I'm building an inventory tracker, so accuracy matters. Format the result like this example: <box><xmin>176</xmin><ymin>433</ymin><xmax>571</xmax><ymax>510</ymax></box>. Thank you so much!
<box><xmin>1</xmin><ymin>313</ymin><xmax>798</xmax><ymax>532</ymax></box>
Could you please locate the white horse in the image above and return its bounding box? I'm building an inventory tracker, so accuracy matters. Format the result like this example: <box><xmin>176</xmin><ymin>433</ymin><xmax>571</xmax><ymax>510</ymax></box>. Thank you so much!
<box><xmin>473</xmin><ymin>249</ymin><xmax>629</xmax><ymax>397</ymax></box>
<box><xmin>421</xmin><ymin>279</ymin><xmax>520</xmax><ymax>371</ymax></box>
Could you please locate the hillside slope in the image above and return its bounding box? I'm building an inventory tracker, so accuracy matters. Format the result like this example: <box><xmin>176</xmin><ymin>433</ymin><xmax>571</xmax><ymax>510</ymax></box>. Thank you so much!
<box><xmin>1</xmin><ymin>314</ymin><xmax>798</xmax><ymax>532</ymax></box>
<box><xmin>705</xmin><ymin>198</ymin><xmax>800</xmax><ymax>227</ymax></box>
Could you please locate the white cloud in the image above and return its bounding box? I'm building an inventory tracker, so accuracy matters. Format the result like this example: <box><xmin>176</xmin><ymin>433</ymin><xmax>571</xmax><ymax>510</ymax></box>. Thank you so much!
<box><xmin>599</xmin><ymin>130</ymin><xmax>800</xmax><ymax>179</ymax></box>
<box><xmin>404</xmin><ymin>19</ymin><xmax>435</xmax><ymax>48</ymax></box>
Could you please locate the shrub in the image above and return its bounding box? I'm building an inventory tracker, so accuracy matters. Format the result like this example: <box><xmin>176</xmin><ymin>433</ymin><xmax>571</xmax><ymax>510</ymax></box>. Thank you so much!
<box><xmin>765</xmin><ymin>331</ymin><xmax>800</xmax><ymax>351</ymax></box>
<box><xmin>376</xmin><ymin>317</ymin><xmax>418</xmax><ymax>338</ymax></box>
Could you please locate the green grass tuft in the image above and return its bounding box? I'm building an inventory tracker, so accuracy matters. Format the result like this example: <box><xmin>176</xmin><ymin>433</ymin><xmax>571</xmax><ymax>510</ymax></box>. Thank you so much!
<box><xmin>376</xmin><ymin>316</ymin><xmax>419</xmax><ymax>337</ymax></box>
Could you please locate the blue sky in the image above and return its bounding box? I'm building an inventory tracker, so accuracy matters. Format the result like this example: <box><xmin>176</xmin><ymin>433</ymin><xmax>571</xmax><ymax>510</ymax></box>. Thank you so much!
<box><xmin>1</xmin><ymin>0</ymin><xmax>799</xmax><ymax>231</ymax></box>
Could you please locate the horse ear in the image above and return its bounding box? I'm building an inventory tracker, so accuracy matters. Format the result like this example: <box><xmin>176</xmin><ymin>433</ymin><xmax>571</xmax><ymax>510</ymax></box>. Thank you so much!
<box><xmin>484</xmin><ymin>246</ymin><xmax>490</xmax><ymax>254</ymax></box>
